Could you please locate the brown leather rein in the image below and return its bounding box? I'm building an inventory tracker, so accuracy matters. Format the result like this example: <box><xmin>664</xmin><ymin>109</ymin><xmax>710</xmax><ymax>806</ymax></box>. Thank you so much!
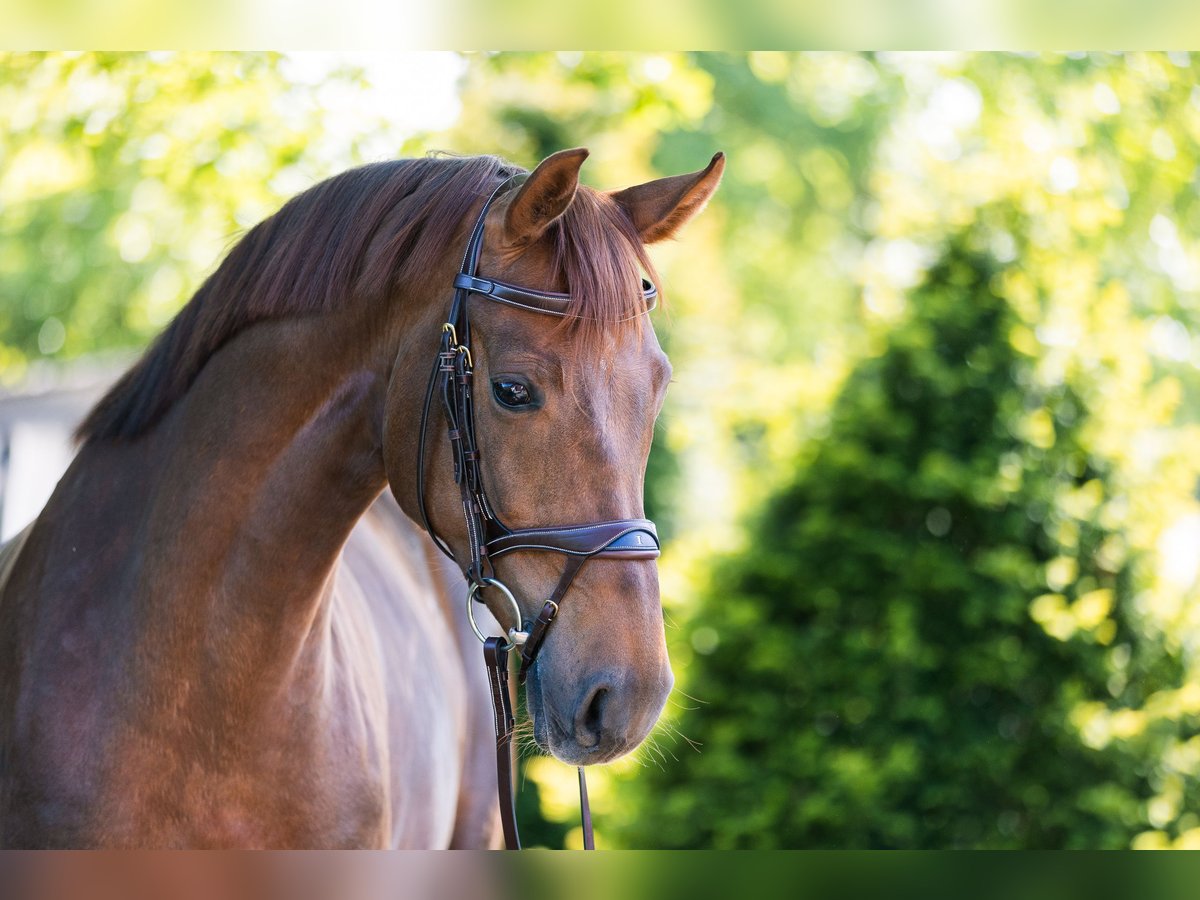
<box><xmin>416</xmin><ymin>174</ymin><xmax>661</xmax><ymax>849</ymax></box>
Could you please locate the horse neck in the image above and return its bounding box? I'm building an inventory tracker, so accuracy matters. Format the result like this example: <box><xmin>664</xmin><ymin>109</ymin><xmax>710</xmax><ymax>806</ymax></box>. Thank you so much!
<box><xmin>106</xmin><ymin>294</ymin><xmax>437</xmax><ymax>702</ymax></box>
<box><xmin>112</xmin><ymin>313</ymin><xmax>357</xmax><ymax>681</ymax></box>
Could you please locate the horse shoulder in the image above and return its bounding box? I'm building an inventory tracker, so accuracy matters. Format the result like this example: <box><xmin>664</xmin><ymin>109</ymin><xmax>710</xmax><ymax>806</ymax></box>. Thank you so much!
<box><xmin>333</xmin><ymin>497</ymin><xmax>474</xmax><ymax>847</ymax></box>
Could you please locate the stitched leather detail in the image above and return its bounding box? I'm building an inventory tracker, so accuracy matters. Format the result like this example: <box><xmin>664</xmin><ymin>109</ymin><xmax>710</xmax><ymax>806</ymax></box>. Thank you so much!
<box><xmin>486</xmin><ymin>520</ymin><xmax>660</xmax><ymax>559</ymax></box>
<box><xmin>453</xmin><ymin>273</ymin><xmax>657</xmax><ymax>318</ymax></box>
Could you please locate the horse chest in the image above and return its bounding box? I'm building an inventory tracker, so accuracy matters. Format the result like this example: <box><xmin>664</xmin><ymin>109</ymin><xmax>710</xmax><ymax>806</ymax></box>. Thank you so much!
<box><xmin>5</xmin><ymin>519</ymin><xmax>476</xmax><ymax>848</ymax></box>
<box><xmin>7</xmin><ymin>607</ymin><xmax>421</xmax><ymax>848</ymax></box>
<box><xmin>9</xmin><ymin>673</ymin><xmax>394</xmax><ymax>848</ymax></box>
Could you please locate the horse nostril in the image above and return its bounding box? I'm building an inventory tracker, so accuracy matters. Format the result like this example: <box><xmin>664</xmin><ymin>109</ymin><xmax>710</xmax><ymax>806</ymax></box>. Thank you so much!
<box><xmin>575</xmin><ymin>684</ymin><xmax>610</xmax><ymax>749</ymax></box>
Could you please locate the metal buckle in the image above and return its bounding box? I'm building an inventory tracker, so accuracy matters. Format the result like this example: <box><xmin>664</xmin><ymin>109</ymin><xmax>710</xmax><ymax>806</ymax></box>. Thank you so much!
<box><xmin>467</xmin><ymin>577</ymin><xmax>528</xmax><ymax>650</ymax></box>
<box><xmin>441</xmin><ymin>324</ymin><xmax>473</xmax><ymax>367</ymax></box>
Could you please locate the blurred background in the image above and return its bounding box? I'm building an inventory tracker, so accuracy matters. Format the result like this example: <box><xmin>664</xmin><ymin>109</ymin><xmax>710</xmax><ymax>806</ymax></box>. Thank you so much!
<box><xmin>3</xmin><ymin>51</ymin><xmax>1200</xmax><ymax>849</ymax></box>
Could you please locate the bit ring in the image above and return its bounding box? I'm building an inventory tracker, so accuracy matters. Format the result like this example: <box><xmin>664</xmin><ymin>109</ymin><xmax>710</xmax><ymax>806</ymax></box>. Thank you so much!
<box><xmin>467</xmin><ymin>577</ymin><xmax>528</xmax><ymax>650</ymax></box>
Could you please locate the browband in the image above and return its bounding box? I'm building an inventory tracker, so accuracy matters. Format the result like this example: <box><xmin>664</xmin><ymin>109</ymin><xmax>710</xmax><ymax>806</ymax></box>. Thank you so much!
<box><xmin>453</xmin><ymin>274</ymin><xmax>658</xmax><ymax>318</ymax></box>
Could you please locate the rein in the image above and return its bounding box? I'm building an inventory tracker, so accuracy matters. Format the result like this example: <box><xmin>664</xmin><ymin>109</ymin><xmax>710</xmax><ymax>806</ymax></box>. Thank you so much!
<box><xmin>416</xmin><ymin>175</ymin><xmax>661</xmax><ymax>849</ymax></box>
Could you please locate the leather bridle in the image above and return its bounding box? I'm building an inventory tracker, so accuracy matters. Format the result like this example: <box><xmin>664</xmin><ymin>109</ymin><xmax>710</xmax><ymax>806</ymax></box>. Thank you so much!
<box><xmin>416</xmin><ymin>174</ymin><xmax>662</xmax><ymax>849</ymax></box>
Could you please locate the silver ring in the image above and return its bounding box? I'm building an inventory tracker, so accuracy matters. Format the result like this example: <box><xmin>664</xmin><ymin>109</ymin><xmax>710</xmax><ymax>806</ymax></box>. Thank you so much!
<box><xmin>466</xmin><ymin>577</ymin><xmax>528</xmax><ymax>649</ymax></box>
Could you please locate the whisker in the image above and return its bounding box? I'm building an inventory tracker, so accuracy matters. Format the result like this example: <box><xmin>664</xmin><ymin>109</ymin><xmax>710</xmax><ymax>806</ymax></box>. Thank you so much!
<box><xmin>659</xmin><ymin>721</ymin><xmax>697</xmax><ymax>755</ymax></box>
<box><xmin>640</xmin><ymin>737</ymin><xmax>668</xmax><ymax>771</ymax></box>
<box><xmin>667</xmin><ymin>694</ymin><xmax>701</xmax><ymax>712</ymax></box>
<box><xmin>655</xmin><ymin>731</ymin><xmax>679</xmax><ymax>762</ymax></box>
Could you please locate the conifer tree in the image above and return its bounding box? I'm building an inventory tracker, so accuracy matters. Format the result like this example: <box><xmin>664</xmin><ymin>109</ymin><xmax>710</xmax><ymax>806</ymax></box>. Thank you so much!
<box><xmin>621</xmin><ymin>237</ymin><xmax>1180</xmax><ymax>848</ymax></box>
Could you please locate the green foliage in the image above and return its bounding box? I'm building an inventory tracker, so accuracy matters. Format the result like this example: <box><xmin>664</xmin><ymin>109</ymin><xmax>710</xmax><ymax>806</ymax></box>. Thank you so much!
<box><xmin>619</xmin><ymin>237</ymin><xmax>1193</xmax><ymax>848</ymax></box>
<box><xmin>0</xmin><ymin>52</ymin><xmax>375</xmax><ymax>382</ymax></box>
<box><xmin>451</xmin><ymin>51</ymin><xmax>1200</xmax><ymax>850</ymax></box>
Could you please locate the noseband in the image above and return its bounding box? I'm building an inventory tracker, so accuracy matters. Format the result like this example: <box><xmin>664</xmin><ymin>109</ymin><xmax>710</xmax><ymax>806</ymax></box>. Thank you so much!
<box><xmin>416</xmin><ymin>174</ymin><xmax>661</xmax><ymax>849</ymax></box>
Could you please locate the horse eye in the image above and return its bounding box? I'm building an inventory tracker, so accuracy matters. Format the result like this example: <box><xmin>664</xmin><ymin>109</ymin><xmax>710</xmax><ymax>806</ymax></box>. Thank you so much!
<box><xmin>492</xmin><ymin>379</ymin><xmax>533</xmax><ymax>409</ymax></box>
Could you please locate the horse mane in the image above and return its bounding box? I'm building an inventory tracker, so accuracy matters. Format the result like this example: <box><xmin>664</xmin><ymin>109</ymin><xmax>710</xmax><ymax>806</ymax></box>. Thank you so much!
<box><xmin>548</xmin><ymin>186</ymin><xmax>660</xmax><ymax>360</ymax></box>
<box><xmin>76</xmin><ymin>153</ymin><xmax>660</xmax><ymax>444</ymax></box>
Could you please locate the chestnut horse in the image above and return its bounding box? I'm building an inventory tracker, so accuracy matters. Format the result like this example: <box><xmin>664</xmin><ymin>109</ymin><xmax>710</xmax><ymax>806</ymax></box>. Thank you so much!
<box><xmin>0</xmin><ymin>149</ymin><xmax>724</xmax><ymax>848</ymax></box>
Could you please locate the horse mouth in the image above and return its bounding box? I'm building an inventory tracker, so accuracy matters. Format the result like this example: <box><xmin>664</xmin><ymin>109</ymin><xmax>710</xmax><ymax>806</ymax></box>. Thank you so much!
<box><xmin>524</xmin><ymin>663</ymin><xmax>629</xmax><ymax>766</ymax></box>
<box><xmin>524</xmin><ymin>663</ymin><xmax>553</xmax><ymax>755</ymax></box>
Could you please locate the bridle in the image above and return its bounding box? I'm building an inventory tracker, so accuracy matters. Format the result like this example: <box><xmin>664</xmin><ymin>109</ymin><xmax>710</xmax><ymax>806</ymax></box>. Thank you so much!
<box><xmin>416</xmin><ymin>173</ymin><xmax>662</xmax><ymax>849</ymax></box>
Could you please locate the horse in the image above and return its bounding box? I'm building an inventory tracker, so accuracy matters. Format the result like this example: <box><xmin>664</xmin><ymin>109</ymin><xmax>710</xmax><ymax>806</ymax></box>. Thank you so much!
<box><xmin>0</xmin><ymin>148</ymin><xmax>724</xmax><ymax>848</ymax></box>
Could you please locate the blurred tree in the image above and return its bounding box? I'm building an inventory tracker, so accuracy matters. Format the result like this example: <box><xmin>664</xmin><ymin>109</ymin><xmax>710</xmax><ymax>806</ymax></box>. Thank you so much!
<box><xmin>617</xmin><ymin>234</ymin><xmax>1195</xmax><ymax>848</ymax></box>
<box><xmin>0</xmin><ymin>52</ymin><xmax>376</xmax><ymax>383</ymax></box>
<box><xmin>433</xmin><ymin>51</ymin><xmax>1200</xmax><ymax>848</ymax></box>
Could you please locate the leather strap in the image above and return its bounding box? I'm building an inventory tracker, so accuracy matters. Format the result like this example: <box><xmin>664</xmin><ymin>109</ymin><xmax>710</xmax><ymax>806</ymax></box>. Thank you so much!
<box><xmin>484</xmin><ymin>637</ymin><xmax>520</xmax><ymax>850</ymax></box>
<box><xmin>578</xmin><ymin>768</ymin><xmax>595</xmax><ymax>850</ymax></box>
<box><xmin>517</xmin><ymin>554</ymin><xmax>583</xmax><ymax>682</ymax></box>
<box><xmin>519</xmin><ymin>599</ymin><xmax>562</xmax><ymax>682</ymax></box>
<box><xmin>454</xmin><ymin>273</ymin><xmax>657</xmax><ymax>318</ymax></box>
<box><xmin>487</xmin><ymin>519</ymin><xmax>659</xmax><ymax>560</ymax></box>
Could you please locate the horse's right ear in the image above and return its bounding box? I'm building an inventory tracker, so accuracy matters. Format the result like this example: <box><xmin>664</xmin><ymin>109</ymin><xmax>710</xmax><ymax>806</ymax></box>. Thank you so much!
<box><xmin>504</xmin><ymin>148</ymin><xmax>589</xmax><ymax>244</ymax></box>
<box><xmin>609</xmin><ymin>152</ymin><xmax>725</xmax><ymax>244</ymax></box>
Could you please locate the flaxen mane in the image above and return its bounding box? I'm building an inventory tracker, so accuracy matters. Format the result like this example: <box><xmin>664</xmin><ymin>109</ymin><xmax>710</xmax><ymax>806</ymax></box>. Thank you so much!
<box><xmin>77</xmin><ymin>154</ymin><xmax>659</xmax><ymax>444</ymax></box>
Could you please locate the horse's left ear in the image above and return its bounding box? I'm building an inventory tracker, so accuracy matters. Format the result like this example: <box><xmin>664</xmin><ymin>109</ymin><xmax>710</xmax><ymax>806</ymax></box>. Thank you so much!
<box><xmin>609</xmin><ymin>152</ymin><xmax>725</xmax><ymax>244</ymax></box>
<box><xmin>505</xmin><ymin>147</ymin><xmax>589</xmax><ymax>244</ymax></box>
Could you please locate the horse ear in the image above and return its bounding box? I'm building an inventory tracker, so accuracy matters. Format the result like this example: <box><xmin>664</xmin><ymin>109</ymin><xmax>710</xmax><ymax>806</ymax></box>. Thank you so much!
<box><xmin>609</xmin><ymin>152</ymin><xmax>725</xmax><ymax>244</ymax></box>
<box><xmin>504</xmin><ymin>148</ymin><xmax>589</xmax><ymax>243</ymax></box>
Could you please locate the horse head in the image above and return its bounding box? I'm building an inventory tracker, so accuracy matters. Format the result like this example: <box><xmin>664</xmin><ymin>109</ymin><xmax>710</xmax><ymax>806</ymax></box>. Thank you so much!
<box><xmin>385</xmin><ymin>149</ymin><xmax>724</xmax><ymax>766</ymax></box>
